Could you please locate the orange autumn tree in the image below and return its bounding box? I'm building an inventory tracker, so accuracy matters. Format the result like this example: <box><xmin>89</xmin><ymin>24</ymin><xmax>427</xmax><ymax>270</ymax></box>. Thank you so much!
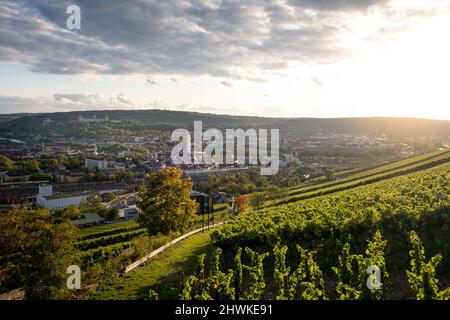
<box><xmin>235</xmin><ymin>194</ymin><xmax>250</xmax><ymax>212</ymax></box>
<box><xmin>138</xmin><ymin>167</ymin><xmax>198</xmax><ymax>235</ymax></box>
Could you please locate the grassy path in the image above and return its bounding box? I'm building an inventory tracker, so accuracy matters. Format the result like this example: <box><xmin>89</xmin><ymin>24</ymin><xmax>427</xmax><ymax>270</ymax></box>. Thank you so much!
<box><xmin>92</xmin><ymin>230</ymin><xmax>213</xmax><ymax>300</ymax></box>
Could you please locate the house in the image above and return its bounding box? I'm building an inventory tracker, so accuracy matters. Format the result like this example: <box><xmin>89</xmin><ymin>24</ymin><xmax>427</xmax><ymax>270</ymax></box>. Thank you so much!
<box><xmin>212</xmin><ymin>192</ymin><xmax>228</xmax><ymax>204</ymax></box>
<box><xmin>123</xmin><ymin>207</ymin><xmax>139</xmax><ymax>220</ymax></box>
<box><xmin>78</xmin><ymin>114</ymin><xmax>110</xmax><ymax>123</ymax></box>
<box><xmin>72</xmin><ymin>213</ymin><xmax>105</xmax><ymax>227</ymax></box>
<box><xmin>85</xmin><ymin>156</ymin><xmax>108</xmax><ymax>170</ymax></box>
<box><xmin>36</xmin><ymin>184</ymin><xmax>87</xmax><ymax>211</ymax></box>
<box><xmin>5</xmin><ymin>170</ymin><xmax>32</xmax><ymax>182</ymax></box>
<box><xmin>65</xmin><ymin>172</ymin><xmax>85</xmax><ymax>183</ymax></box>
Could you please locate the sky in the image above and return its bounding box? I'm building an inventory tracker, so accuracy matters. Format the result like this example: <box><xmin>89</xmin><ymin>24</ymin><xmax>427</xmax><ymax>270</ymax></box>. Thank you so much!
<box><xmin>1</xmin><ymin>0</ymin><xmax>450</xmax><ymax>119</ymax></box>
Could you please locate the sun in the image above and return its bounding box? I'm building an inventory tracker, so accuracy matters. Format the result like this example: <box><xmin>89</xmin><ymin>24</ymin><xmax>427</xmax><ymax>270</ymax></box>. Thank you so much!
<box><xmin>278</xmin><ymin>2</ymin><xmax>450</xmax><ymax>119</ymax></box>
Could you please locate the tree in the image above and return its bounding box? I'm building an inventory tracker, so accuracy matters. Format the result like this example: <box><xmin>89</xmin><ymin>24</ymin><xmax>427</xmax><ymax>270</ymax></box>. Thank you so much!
<box><xmin>324</xmin><ymin>169</ymin><xmax>335</xmax><ymax>181</ymax></box>
<box><xmin>106</xmin><ymin>207</ymin><xmax>120</xmax><ymax>220</ymax></box>
<box><xmin>29</xmin><ymin>173</ymin><xmax>53</xmax><ymax>182</ymax></box>
<box><xmin>137</xmin><ymin>167</ymin><xmax>198</xmax><ymax>235</ymax></box>
<box><xmin>54</xmin><ymin>204</ymin><xmax>82</xmax><ymax>220</ymax></box>
<box><xmin>106</xmin><ymin>192</ymin><xmax>116</xmax><ymax>202</ymax></box>
<box><xmin>21</xmin><ymin>159</ymin><xmax>40</xmax><ymax>171</ymax></box>
<box><xmin>235</xmin><ymin>195</ymin><xmax>249</xmax><ymax>212</ymax></box>
<box><xmin>91</xmin><ymin>197</ymin><xmax>108</xmax><ymax>218</ymax></box>
<box><xmin>0</xmin><ymin>207</ymin><xmax>78</xmax><ymax>299</ymax></box>
<box><xmin>0</xmin><ymin>155</ymin><xmax>14</xmax><ymax>171</ymax></box>
<box><xmin>250</xmin><ymin>193</ymin><xmax>265</xmax><ymax>209</ymax></box>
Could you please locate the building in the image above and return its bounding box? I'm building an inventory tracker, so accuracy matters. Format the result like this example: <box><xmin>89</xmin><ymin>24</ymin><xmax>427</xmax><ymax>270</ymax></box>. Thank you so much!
<box><xmin>85</xmin><ymin>156</ymin><xmax>108</xmax><ymax>170</ymax></box>
<box><xmin>36</xmin><ymin>184</ymin><xmax>87</xmax><ymax>211</ymax></box>
<box><xmin>123</xmin><ymin>207</ymin><xmax>139</xmax><ymax>220</ymax></box>
<box><xmin>78</xmin><ymin>114</ymin><xmax>110</xmax><ymax>123</ymax></box>
<box><xmin>72</xmin><ymin>213</ymin><xmax>105</xmax><ymax>227</ymax></box>
<box><xmin>190</xmin><ymin>190</ymin><xmax>213</xmax><ymax>214</ymax></box>
<box><xmin>59</xmin><ymin>172</ymin><xmax>84</xmax><ymax>183</ymax></box>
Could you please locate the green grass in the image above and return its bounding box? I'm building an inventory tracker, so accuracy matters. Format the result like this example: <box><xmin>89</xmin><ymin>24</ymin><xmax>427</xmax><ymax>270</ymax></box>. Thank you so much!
<box><xmin>91</xmin><ymin>230</ymin><xmax>214</xmax><ymax>300</ymax></box>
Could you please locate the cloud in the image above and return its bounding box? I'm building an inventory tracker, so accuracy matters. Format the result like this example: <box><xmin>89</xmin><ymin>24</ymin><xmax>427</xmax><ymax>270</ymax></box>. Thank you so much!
<box><xmin>53</xmin><ymin>93</ymin><xmax>102</xmax><ymax>105</ymax></box>
<box><xmin>221</xmin><ymin>80</ymin><xmax>234</xmax><ymax>87</ymax></box>
<box><xmin>0</xmin><ymin>95</ymin><xmax>53</xmax><ymax>113</ymax></box>
<box><xmin>311</xmin><ymin>77</ymin><xmax>323</xmax><ymax>86</ymax></box>
<box><xmin>0</xmin><ymin>0</ymin><xmax>447</xmax><ymax>82</ymax></box>
<box><xmin>0</xmin><ymin>93</ymin><xmax>152</xmax><ymax>114</ymax></box>
<box><xmin>0</xmin><ymin>0</ymin><xmax>394</xmax><ymax>80</ymax></box>
<box><xmin>287</xmin><ymin>0</ymin><xmax>390</xmax><ymax>11</ymax></box>
<box><xmin>115</xmin><ymin>94</ymin><xmax>135</xmax><ymax>105</ymax></box>
<box><xmin>146</xmin><ymin>78</ymin><xmax>158</xmax><ymax>85</ymax></box>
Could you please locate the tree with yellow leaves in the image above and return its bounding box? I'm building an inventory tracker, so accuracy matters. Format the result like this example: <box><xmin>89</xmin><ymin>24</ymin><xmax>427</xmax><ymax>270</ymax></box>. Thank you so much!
<box><xmin>137</xmin><ymin>168</ymin><xmax>198</xmax><ymax>235</ymax></box>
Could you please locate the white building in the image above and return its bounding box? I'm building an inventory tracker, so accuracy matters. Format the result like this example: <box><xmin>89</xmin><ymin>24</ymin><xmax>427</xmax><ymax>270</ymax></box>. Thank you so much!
<box><xmin>36</xmin><ymin>185</ymin><xmax>87</xmax><ymax>211</ymax></box>
<box><xmin>85</xmin><ymin>156</ymin><xmax>108</xmax><ymax>170</ymax></box>
<box><xmin>78</xmin><ymin>114</ymin><xmax>110</xmax><ymax>123</ymax></box>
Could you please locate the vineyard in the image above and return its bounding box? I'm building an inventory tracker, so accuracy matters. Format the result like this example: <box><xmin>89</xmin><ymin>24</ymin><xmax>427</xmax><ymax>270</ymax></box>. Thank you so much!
<box><xmin>75</xmin><ymin>203</ymin><xmax>230</xmax><ymax>271</ymax></box>
<box><xmin>181</xmin><ymin>231</ymin><xmax>450</xmax><ymax>300</ymax></box>
<box><xmin>263</xmin><ymin>148</ymin><xmax>450</xmax><ymax>207</ymax></box>
<box><xmin>202</xmin><ymin>160</ymin><xmax>450</xmax><ymax>299</ymax></box>
<box><xmin>87</xmin><ymin>150</ymin><xmax>450</xmax><ymax>300</ymax></box>
<box><xmin>289</xmin><ymin>148</ymin><xmax>450</xmax><ymax>192</ymax></box>
<box><xmin>213</xmin><ymin>162</ymin><xmax>450</xmax><ymax>262</ymax></box>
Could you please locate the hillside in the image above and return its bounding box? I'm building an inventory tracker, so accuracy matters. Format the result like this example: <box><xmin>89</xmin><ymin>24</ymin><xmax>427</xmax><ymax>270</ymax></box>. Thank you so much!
<box><xmin>212</xmin><ymin>156</ymin><xmax>450</xmax><ymax>271</ymax></box>
<box><xmin>1</xmin><ymin>110</ymin><xmax>450</xmax><ymax>139</ymax></box>
<box><xmin>89</xmin><ymin>149</ymin><xmax>450</xmax><ymax>300</ymax></box>
<box><xmin>262</xmin><ymin>148</ymin><xmax>450</xmax><ymax>207</ymax></box>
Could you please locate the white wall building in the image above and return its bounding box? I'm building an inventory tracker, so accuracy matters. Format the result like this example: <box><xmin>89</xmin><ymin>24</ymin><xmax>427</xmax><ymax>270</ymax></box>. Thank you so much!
<box><xmin>85</xmin><ymin>156</ymin><xmax>108</xmax><ymax>170</ymax></box>
<box><xmin>79</xmin><ymin>114</ymin><xmax>110</xmax><ymax>123</ymax></box>
<box><xmin>36</xmin><ymin>185</ymin><xmax>87</xmax><ymax>211</ymax></box>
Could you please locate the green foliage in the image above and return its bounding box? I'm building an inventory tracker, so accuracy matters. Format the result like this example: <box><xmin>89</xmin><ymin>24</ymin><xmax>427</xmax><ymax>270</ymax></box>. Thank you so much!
<box><xmin>106</xmin><ymin>207</ymin><xmax>120</xmax><ymax>221</ymax></box>
<box><xmin>77</xmin><ymin>220</ymin><xmax>139</xmax><ymax>238</ymax></box>
<box><xmin>288</xmin><ymin>245</ymin><xmax>326</xmax><ymax>300</ymax></box>
<box><xmin>138</xmin><ymin>168</ymin><xmax>198</xmax><ymax>235</ymax></box>
<box><xmin>324</xmin><ymin>169</ymin><xmax>335</xmax><ymax>181</ymax></box>
<box><xmin>181</xmin><ymin>244</ymin><xmax>327</xmax><ymax>301</ymax></box>
<box><xmin>273</xmin><ymin>244</ymin><xmax>290</xmax><ymax>300</ymax></box>
<box><xmin>242</xmin><ymin>248</ymin><xmax>268</xmax><ymax>300</ymax></box>
<box><xmin>406</xmin><ymin>231</ymin><xmax>450</xmax><ymax>300</ymax></box>
<box><xmin>250</xmin><ymin>193</ymin><xmax>265</xmax><ymax>209</ymax></box>
<box><xmin>233</xmin><ymin>248</ymin><xmax>243</xmax><ymax>299</ymax></box>
<box><xmin>148</xmin><ymin>289</ymin><xmax>159</xmax><ymax>300</ymax></box>
<box><xmin>332</xmin><ymin>232</ymin><xmax>388</xmax><ymax>300</ymax></box>
<box><xmin>54</xmin><ymin>204</ymin><xmax>82</xmax><ymax>220</ymax></box>
<box><xmin>212</xmin><ymin>163</ymin><xmax>450</xmax><ymax>272</ymax></box>
<box><xmin>0</xmin><ymin>207</ymin><xmax>78</xmax><ymax>299</ymax></box>
<box><xmin>332</xmin><ymin>243</ymin><xmax>361</xmax><ymax>299</ymax></box>
<box><xmin>76</xmin><ymin>229</ymin><xmax>146</xmax><ymax>251</ymax></box>
<box><xmin>359</xmin><ymin>231</ymin><xmax>389</xmax><ymax>300</ymax></box>
<box><xmin>0</xmin><ymin>155</ymin><xmax>14</xmax><ymax>171</ymax></box>
<box><xmin>78</xmin><ymin>242</ymin><xmax>132</xmax><ymax>266</ymax></box>
<box><xmin>29</xmin><ymin>173</ymin><xmax>53</xmax><ymax>182</ymax></box>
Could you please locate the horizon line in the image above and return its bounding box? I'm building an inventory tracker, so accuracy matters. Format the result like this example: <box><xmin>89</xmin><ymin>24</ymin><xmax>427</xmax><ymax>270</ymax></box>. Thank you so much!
<box><xmin>1</xmin><ymin>108</ymin><xmax>450</xmax><ymax>122</ymax></box>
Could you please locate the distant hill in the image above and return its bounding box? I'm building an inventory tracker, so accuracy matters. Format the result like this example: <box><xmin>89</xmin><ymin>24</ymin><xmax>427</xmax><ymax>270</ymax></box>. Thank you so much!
<box><xmin>0</xmin><ymin>109</ymin><xmax>450</xmax><ymax>139</ymax></box>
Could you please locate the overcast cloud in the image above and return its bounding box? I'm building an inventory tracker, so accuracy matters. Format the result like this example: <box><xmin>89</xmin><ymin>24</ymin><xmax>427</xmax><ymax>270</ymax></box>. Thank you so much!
<box><xmin>0</xmin><ymin>93</ymin><xmax>153</xmax><ymax>113</ymax></box>
<box><xmin>0</xmin><ymin>0</ymin><xmax>397</xmax><ymax>80</ymax></box>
